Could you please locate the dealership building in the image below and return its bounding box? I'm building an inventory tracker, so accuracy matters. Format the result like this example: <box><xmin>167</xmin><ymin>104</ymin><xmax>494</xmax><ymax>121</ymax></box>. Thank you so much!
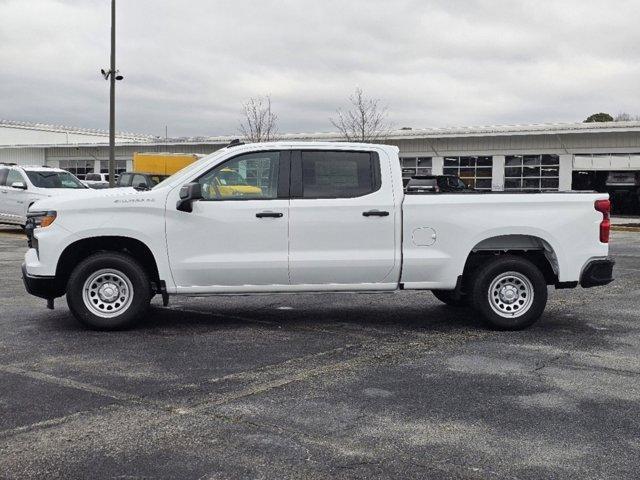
<box><xmin>1</xmin><ymin>119</ymin><xmax>639</xmax><ymax>210</ymax></box>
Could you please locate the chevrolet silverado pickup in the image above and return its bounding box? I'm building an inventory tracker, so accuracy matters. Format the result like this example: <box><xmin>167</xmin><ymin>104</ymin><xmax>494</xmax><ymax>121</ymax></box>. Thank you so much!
<box><xmin>22</xmin><ymin>142</ymin><xmax>614</xmax><ymax>330</ymax></box>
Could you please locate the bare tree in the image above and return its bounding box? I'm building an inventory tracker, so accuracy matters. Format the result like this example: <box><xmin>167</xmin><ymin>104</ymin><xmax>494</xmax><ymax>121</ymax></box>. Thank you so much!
<box><xmin>614</xmin><ymin>112</ymin><xmax>640</xmax><ymax>122</ymax></box>
<box><xmin>239</xmin><ymin>95</ymin><xmax>278</xmax><ymax>142</ymax></box>
<box><xmin>330</xmin><ymin>87</ymin><xmax>390</xmax><ymax>142</ymax></box>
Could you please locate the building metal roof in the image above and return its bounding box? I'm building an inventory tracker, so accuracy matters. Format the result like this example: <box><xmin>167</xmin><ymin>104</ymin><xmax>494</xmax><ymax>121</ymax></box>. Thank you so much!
<box><xmin>1</xmin><ymin>120</ymin><xmax>639</xmax><ymax>149</ymax></box>
<box><xmin>172</xmin><ymin>120</ymin><xmax>640</xmax><ymax>143</ymax></box>
<box><xmin>0</xmin><ymin>119</ymin><xmax>154</xmax><ymax>142</ymax></box>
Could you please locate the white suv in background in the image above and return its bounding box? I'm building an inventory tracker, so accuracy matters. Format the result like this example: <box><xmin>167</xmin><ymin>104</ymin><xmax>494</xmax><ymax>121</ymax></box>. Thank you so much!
<box><xmin>0</xmin><ymin>164</ymin><xmax>90</xmax><ymax>227</ymax></box>
<box><xmin>83</xmin><ymin>172</ymin><xmax>116</xmax><ymax>189</ymax></box>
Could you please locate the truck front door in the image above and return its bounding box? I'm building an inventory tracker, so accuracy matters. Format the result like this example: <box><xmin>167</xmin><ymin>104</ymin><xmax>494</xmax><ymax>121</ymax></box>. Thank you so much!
<box><xmin>288</xmin><ymin>150</ymin><xmax>398</xmax><ymax>288</ymax></box>
<box><xmin>165</xmin><ymin>150</ymin><xmax>290</xmax><ymax>291</ymax></box>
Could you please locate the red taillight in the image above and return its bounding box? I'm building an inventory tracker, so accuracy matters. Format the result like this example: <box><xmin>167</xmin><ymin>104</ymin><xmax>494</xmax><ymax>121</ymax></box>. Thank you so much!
<box><xmin>595</xmin><ymin>199</ymin><xmax>611</xmax><ymax>243</ymax></box>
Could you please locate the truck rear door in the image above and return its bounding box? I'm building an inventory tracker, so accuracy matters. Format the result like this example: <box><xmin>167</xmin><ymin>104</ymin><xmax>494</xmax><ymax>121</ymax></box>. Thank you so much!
<box><xmin>288</xmin><ymin>149</ymin><xmax>398</xmax><ymax>288</ymax></box>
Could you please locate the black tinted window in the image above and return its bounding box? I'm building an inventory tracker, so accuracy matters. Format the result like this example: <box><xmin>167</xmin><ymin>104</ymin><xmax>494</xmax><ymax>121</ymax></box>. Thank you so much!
<box><xmin>0</xmin><ymin>168</ymin><xmax>7</xmax><ymax>186</ymax></box>
<box><xmin>300</xmin><ymin>151</ymin><xmax>377</xmax><ymax>198</ymax></box>
<box><xmin>118</xmin><ymin>173</ymin><xmax>132</xmax><ymax>186</ymax></box>
<box><xmin>131</xmin><ymin>175</ymin><xmax>149</xmax><ymax>187</ymax></box>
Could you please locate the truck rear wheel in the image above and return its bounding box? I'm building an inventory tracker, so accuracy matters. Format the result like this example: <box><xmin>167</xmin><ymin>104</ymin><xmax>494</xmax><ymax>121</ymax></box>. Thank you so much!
<box><xmin>471</xmin><ymin>255</ymin><xmax>547</xmax><ymax>330</ymax></box>
<box><xmin>432</xmin><ymin>290</ymin><xmax>468</xmax><ymax>307</ymax></box>
<box><xmin>66</xmin><ymin>252</ymin><xmax>152</xmax><ymax>330</ymax></box>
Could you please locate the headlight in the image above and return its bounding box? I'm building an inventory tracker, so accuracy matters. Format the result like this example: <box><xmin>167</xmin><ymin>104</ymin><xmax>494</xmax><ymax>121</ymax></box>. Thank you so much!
<box><xmin>27</xmin><ymin>210</ymin><xmax>57</xmax><ymax>228</ymax></box>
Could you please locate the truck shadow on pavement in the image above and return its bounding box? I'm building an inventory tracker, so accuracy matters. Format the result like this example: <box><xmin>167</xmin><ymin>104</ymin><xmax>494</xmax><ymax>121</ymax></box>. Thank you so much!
<box><xmin>138</xmin><ymin>299</ymin><xmax>484</xmax><ymax>333</ymax></box>
<box><xmin>26</xmin><ymin>292</ymin><xmax>626</xmax><ymax>355</ymax></box>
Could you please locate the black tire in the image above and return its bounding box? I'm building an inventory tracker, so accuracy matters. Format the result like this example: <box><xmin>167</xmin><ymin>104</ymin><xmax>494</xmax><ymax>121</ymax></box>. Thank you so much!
<box><xmin>471</xmin><ymin>255</ymin><xmax>547</xmax><ymax>330</ymax></box>
<box><xmin>66</xmin><ymin>252</ymin><xmax>152</xmax><ymax>330</ymax></box>
<box><xmin>432</xmin><ymin>289</ymin><xmax>468</xmax><ymax>307</ymax></box>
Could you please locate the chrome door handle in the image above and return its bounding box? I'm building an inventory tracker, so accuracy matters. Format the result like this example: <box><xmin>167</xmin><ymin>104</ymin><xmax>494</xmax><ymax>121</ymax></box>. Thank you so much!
<box><xmin>256</xmin><ymin>211</ymin><xmax>283</xmax><ymax>218</ymax></box>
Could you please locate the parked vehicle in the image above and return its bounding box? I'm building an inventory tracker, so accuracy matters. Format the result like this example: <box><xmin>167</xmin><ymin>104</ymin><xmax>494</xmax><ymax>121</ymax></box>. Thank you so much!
<box><xmin>116</xmin><ymin>172</ymin><xmax>168</xmax><ymax>189</ymax></box>
<box><xmin>22</xmin><ymin>142</ymin><xmax>614</xmax><ymax>331</ymax></box>
<box><xmin>605</xmin><ymin>171</ymin><xmax>640</xmax><ymax>214</ymax></box>
<box><xmin>0</xmin><ymin>164</ymin><xmax>90</xmax><ymax>227</ymax></box>
<box><xmin>133</xmin><ymin>152</ymin><xmax>201</xmax><ymax>176</ymax></box>
<box><xmin>405</xmin><ymin>174</ymin><xmax>470</xmax><ymax>193</ymax></box>
<box><xmin>83</xmin><ymin>173</ymin><xmax>116</xmax><ymax>189</ymax></box>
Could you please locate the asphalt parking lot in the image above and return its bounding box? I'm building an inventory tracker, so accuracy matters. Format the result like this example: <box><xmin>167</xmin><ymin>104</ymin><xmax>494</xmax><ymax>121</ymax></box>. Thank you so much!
<box><xmin>0</xmin><ymin>227</ymin><xmax>639</xmax><ymax>479</ymax></box>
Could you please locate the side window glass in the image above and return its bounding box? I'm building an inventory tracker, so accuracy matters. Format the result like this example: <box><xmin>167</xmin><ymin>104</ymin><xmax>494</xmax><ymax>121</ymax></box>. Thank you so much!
<box><xmin>117</xmin><ymin>173</ymin><xmax>131</xmax><ymax>186</ymax></box>
<box><xmin>198</xmin><ymin>151</ymin><xmax>280</xmax><ymax>200</ymax></box>
<box><xmin>0</xmin><ymin>168</ymin><xmax>7</xmax><ymax>186</ymax></box>
<box><xmin>132</xmin><ymin>174</ymin><xmax>147</xmax><ymax>187</ymax></box>
<box><xmin>7</xmin><ymin>170</ymin><xmax>25</xmax><ymax>187</ymax></box>
<box><xmin>300</xmin><ymin>151</ymin><xmax>376</xmax><ymax>198</ymax></box>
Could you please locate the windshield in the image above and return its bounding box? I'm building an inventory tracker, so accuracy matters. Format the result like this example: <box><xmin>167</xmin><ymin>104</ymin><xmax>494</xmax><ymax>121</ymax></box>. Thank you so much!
<box><xmin>26</xmin><ymin>170</ymin><xmax>86</xmax><ymax>189</ymax></box>
<box><xmin>152</xmin><ymin>150</ymin><xmax>226</xmax><ymax>190</ymax></box>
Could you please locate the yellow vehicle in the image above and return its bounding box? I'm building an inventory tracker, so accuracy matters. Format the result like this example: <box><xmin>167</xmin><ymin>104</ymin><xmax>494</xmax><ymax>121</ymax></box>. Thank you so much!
<box><xmin>133</xmin><ymin>152</ymin><xmax>200</xmax><ymax>176</ymax></box>
<box><xmin>205</xmin><ymin>168</ymin><xmax>262</xmax><ymax>198</ymax></box>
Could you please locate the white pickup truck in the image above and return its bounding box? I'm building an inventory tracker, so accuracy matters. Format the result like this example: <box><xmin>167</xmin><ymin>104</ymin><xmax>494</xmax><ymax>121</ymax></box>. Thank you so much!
<box><xmin>22</xmin><ymin>142</ymin><xmax>614</xmax><ymax>331</ymax></box>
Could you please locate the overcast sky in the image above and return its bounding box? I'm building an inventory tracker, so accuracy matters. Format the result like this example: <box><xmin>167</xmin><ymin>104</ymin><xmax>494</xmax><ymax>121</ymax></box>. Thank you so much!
<box><xmin>1</xmin><ymin>0</ymin><xmax>639</xmax><ymax>137</ymax></box>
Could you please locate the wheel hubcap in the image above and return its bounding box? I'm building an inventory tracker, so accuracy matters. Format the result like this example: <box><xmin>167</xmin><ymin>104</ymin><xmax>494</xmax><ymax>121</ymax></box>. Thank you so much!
<box><xmin>98</xmin><ymin>282</ymin><xmax>120</xmax><ymax>302</ymax></box>
<box><xmin>82</xmin><ymin>269</ymin><xmax>134</xmax><ymax>318</ymax></box>
<box><xmin>488</xmin><ymin>271</ymin><xmax>534</xmax><ymax>318</ymax></box>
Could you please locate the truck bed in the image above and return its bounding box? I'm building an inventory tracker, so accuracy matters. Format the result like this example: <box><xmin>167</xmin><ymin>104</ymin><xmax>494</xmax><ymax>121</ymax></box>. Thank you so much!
<box><xmin>400</xmin><ymin>191</ymin><xmax>609</xmax><ymax>289</ymax></box>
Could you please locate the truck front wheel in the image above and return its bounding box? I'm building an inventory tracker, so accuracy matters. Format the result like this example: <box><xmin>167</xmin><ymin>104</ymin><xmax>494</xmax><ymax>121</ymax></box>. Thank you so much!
<box><xmin>471</xmin><ymin>255</ymin><xmax>547</xmax><ymax>330</ymax></box>
<box><xmin>66</xmin><ymin>252</ymin><xmax>152</xmax><ymax>330</ymax></box>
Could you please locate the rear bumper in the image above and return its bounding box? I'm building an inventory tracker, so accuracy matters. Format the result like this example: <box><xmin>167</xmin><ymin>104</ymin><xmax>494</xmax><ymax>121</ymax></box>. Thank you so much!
<box><xmin>21</xmin><ymin>263</ymin><xmax>64</xmax><ymax>300</ymax></box>
<box><xmin>580</xmin><ymin>258</ymin><xmax>615</xmax><ymax>288</ymax></box>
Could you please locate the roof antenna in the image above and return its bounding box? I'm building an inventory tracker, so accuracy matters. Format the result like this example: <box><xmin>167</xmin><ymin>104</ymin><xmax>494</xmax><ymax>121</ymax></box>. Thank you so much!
<box><xmin>227</xmin><ymin>139</ymin><xmax>244</xmax><ymax>148</ymax></box>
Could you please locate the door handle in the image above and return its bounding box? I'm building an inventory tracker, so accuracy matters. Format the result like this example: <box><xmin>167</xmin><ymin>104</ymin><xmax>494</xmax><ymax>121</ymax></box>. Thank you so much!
<box><xmin>256</xmin><ymin>211</ymin><xmax>283</xmax><ymax>218</ymax></box>
<box><xmin>362</xmin><ymin>210</ymin><xmax>389</xmax><ymax>217</ymax></box>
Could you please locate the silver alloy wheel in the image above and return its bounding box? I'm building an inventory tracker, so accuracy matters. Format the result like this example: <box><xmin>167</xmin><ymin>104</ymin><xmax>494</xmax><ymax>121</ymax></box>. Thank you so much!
<box><xmin>487</xmin><ymin>271</ymin><xmax>534</xmax><ymax>318</ymax></box>
<box><xmin>82</xmin><ymin>268</ymin><xmax>134</xmax><ymax>318</ymax></box>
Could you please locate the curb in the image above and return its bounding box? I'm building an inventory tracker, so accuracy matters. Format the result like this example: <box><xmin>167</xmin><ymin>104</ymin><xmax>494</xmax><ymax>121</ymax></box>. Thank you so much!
<box><xmin>612</xmin><ymin>226</ymin><xmax>640</xmax><ymax>232</ymax></box>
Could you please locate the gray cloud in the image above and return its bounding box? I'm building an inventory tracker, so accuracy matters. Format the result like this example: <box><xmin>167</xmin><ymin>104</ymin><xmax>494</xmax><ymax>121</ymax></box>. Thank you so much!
<box><xmin>1</xmin><ymin>0</ymin><xmax>639</xmax><ymax>137</ymax></box>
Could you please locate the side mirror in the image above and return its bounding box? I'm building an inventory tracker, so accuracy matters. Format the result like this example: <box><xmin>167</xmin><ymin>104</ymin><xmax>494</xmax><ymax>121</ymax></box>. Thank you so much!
<box><xmin>176</xmin><ymin>182</ymin><xmax>202</xmax><ymax>213</ymax></box>
<box><xmin>11</xmin><ymin>181</ymin><xmax>27</xmax><ymax>190</ymax></box>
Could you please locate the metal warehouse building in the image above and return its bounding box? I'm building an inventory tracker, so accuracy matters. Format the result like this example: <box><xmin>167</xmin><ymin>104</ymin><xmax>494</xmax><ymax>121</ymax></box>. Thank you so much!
<box><xmin>1</xmin><ymin>119</ymin><xmax>639</xmax><ymax>212</ymax></box>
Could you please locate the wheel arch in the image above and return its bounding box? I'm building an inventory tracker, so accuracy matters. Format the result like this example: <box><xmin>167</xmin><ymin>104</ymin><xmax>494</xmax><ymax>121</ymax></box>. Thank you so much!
<box><xmin>56</xmin><ymin>236</ymin><xmax>161</xmax><ymax>292</ymax></box>
<box><xmin>462</xmin><ymin>234</ymin><xmax>560</xmax><ymax>286</ymax></box>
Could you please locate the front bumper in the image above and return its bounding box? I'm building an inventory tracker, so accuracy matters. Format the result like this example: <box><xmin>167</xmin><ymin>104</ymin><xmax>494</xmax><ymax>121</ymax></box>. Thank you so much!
<box><xmin>21</xmin><ymin>263</ymin><xmax>64</xmax><ymax>300</ymax></box>
<box><xmin>580</xmin><ymin>258</ymin><xmax>615</xmax><ymax>288</ymax></box>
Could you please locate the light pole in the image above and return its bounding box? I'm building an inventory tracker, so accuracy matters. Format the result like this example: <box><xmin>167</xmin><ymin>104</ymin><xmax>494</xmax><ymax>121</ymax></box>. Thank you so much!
<box><xmin>101</xmin><ymin>0</ymin><xmax>123</xmax><ymax>187</ymax></box>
